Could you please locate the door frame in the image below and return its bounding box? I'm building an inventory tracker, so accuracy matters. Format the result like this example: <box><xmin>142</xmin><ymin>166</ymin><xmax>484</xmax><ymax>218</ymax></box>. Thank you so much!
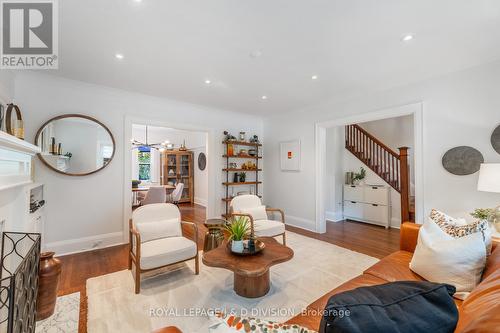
<box><xmin>314</xmin><ymin>102</ymin><xmax>424</xmax><ymax>233</ymax></box>
<box><xmin>122</xmin><ymin>115</ymin><xmax>215</xmax><ymax>243</ymax></box>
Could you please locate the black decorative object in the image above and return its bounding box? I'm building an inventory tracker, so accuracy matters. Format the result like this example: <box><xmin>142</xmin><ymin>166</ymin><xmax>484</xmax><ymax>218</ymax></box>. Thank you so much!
<box><xmin>491</xmin><ymin>124</ymin><xmax>500</xmax><ymax>155</ymax></box>
<box><xmin>0</xmin><ymin>232</ymin><xmax>41</xmax><ymax>333</ymax></box>
<box><xmin>198</xmin><ymin>152</ymin><xmax>207</xmax><ymax>171</ymax></box>
<box><xmin>249</xmin><ymin>135</ymin><xmax>260</xmax><ymax>144</ymax></box>
<box><xmin>233</xmin><ymin>173</ymin><xmax>239</xmax><ymax>183</ymax></box>
<box><xmin>442</xmin><ymin>146</ymin><xmax>484</xmax><ymax>175</ymax></box>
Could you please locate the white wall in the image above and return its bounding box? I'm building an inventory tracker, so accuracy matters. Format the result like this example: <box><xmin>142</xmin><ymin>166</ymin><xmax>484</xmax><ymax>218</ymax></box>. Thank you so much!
<box><xmin>14</xmin><ymin>72</ymin><xmax>263</xmax><ymax>254</ymax></box>
<box><xmin>131</xmin><ymin>125</ymin><xmax>208</xmax><ymax>207</ymax></box>
<box><xmin>264</xmin><ymin>60</ymin><xmax>500</xmax><ymax>232</ymax></box>
<box><xmin>0</xmin><ymin>71</ymin><xmax>15</xmax><ymax>102</ymax></box>
<box><xmin>325</xmin><ymin>127</ymin><xmax>344</xmax><ymax>222</ymax></box>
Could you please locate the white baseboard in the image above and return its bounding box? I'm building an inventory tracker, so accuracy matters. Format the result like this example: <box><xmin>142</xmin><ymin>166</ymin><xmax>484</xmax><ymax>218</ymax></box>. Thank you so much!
<box><xmin>194</xmin><ymin>197</ymin><xmax>207</xmax><ymax>207</ymax></box>
<box><xmin>325</xmin><ymin>210</ymin><xmax>344</xmax><ymax>222</ymax></box>
<box><xmin>285</xmin><ymin>214</ymin><xmax>317</xmax><ymax>232</ymax></box>
<box><xmin>45</xmin><ymin>231</ymin><xmax>125</xmax><ymax>256</ymax></box>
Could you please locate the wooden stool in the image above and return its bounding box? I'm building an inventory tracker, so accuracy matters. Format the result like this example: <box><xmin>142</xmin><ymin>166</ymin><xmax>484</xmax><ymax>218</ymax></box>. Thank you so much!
<box><xmin>203</xmin><ymin>218</ymin><xmax>225</xmax><ymax>252</ymax></box>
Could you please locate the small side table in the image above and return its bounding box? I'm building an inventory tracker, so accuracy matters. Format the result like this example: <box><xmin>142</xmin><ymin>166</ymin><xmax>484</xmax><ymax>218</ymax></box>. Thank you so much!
<box><xmin>203</xmin><ymin>219</ymin><xmax>226</xmax><ymax>252</ymax></box>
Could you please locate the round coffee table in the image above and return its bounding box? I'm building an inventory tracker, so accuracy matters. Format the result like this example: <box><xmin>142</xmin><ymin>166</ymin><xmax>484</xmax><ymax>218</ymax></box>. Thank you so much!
<box><xmin>202</xmin><ymin>237</ymin><xmax>293</xmax><ymax>298</ymax></box>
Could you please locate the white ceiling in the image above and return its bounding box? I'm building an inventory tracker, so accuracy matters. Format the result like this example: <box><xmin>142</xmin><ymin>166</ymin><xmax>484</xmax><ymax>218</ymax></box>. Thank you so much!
<box><xmin>55</xmin><ymin>0</ymin><xmax>500</xmax><ymax>115</ymax></box>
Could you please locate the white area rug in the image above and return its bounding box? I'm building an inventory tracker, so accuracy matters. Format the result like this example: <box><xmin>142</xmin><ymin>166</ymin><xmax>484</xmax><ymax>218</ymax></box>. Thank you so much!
<box><xmin>36</xmin><ymin>292</ymin><xmax>79</xmax><ymax>333</ymax></box>
<box><xmin>87</xmin><ymin>232</ymin><xmax>378</xmax><ymax>333</ymax></box>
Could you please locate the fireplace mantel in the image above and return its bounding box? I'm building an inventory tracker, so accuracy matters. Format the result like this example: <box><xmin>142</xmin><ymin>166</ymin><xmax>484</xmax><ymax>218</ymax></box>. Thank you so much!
<box><xmin>0</xmin><ymin>131</ymin><xmax>40</xmax><ymax>191</ymax></box>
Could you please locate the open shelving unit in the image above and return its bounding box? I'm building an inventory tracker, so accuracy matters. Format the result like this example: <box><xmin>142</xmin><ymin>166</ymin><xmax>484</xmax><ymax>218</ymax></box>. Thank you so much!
<box><xmin>222</xmin><ymin>140</ymin><xmax>262</xmax><ymax>218</ymax></box>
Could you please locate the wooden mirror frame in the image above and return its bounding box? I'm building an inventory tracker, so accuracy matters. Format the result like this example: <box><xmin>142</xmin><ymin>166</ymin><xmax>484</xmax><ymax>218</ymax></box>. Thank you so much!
<box><xmin>34</xmin><ymin>114</ymin><xmax>116</xmax><ymax>176</ymax></box>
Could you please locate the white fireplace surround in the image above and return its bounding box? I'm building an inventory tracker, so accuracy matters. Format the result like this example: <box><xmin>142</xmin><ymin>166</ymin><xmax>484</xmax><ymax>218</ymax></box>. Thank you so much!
<box><xmin>0</xmin><ymin>131</ymin><xmax>43</xmax><ymax>238</ymax></box>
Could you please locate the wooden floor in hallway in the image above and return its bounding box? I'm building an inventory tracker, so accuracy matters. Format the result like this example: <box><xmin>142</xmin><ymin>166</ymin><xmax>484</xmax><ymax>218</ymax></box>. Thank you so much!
<box><xmin>57</xmin><ymin>203</ymin><xmax>400</xmax><ymax>332</ymax></box>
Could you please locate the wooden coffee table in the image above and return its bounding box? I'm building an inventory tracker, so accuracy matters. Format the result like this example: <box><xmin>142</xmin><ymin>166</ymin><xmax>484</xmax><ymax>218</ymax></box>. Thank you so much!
<box><xmin>202</xmin><ymin>237</ymin><xmax>294</xmax><ymax>298</ymax></box>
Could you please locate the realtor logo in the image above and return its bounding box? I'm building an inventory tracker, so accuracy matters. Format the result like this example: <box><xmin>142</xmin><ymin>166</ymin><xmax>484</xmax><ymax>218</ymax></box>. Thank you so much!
<box><xmin>1</xmin><ymin>0</ymin><xmax>58</xmax><ymax>69</ymax></box>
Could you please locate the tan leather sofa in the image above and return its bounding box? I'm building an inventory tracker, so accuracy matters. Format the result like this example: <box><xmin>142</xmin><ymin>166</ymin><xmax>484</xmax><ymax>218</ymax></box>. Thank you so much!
<box><xmin>287</xmin><ymin>222</ymin><xmax>500</xmax><ymax>332</ymax></box>
<box><xmin>154</xmin><ymin>222</ymin><xmax>500</xmax><ymax>332</ymax></box>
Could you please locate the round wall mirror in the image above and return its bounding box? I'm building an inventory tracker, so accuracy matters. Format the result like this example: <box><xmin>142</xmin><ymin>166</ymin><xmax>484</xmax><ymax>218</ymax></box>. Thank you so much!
<box><xmin>35</xmin><ymin>114</ymin><xmax>115</xmax><ymax>176</ymax></box>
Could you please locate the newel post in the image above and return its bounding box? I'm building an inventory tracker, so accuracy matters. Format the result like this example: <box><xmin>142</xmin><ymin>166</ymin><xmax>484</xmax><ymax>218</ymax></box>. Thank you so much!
<box><xmin>398</xmin><ymin>147</ymin><xmax>410</xmax><ymax>223</ymax></box>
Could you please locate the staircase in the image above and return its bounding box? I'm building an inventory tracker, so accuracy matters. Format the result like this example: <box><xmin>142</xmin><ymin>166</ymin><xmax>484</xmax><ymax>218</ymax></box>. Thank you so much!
<box><xmin>345</xmin><ymin>124</ymin><xmax>412</xmax><ymax>222</ymax></box>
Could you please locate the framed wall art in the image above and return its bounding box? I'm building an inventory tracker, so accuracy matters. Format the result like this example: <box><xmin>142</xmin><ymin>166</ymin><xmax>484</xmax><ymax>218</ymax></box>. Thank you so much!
<box><xmin>280</xmin><ymin>140</ymin><xmax>301</xmax><ymax>171</ymax></box>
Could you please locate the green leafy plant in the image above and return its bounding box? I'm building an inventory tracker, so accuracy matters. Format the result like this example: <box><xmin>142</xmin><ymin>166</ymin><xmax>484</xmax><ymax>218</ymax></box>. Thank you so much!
<box><xmin>470</xmin><ymin>208</ymin><xmax>493</xmax><ymax>220</ymax></box>
<box><xmin>225</xmin><ymin>216</ymin><xmax>250</xmax><ymax>241</ymax></box>
<box><xmin>131</xmin><ymin>180</ymin><xmax>141</xmax><ymax>188</ymax></box>
<box><xmin>238</xmin><ymin>172</ymin><xmax>247</xmax><ymax>182</ymax></box>
<box><xmin>353</xmin><ymin>167</ymin><xmax>366</xmax><ymax>182</ymax></box>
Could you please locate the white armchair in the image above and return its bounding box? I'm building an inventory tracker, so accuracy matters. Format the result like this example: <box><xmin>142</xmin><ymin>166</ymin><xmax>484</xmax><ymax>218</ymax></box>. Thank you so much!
<box><xmin>129</xmin><ymin>203</ymin><xmax>199</xmax><ymax>294</ymax></box>
<box><xmin>230</xmin><ymin>195</ymin><xmax>286</xmax><ymax>245</ymax></box>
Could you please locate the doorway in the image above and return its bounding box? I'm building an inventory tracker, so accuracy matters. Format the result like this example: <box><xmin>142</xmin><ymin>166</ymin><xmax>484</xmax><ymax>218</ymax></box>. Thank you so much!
<box><xmin>129</xmin><ymin>124</ymin><xmax>208</xmax><ymax>211</ymax></box>
<box><xmin>122</xmin><ymin>117</ymin><xmax>217</xmax><ymax>243</ymax></box>
<box><xmin>315</xmin><ymin>102</ymin><xmax>424</xmax><ymax>233</ymax></box>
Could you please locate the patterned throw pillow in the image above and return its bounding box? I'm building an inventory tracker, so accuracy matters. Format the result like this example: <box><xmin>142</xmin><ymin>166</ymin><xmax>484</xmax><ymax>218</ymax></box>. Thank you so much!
<box><xmin>429</xmin><ymin>209</ymin><xmax>492</xmax><ymax>254</ymax></box>
<box><xmin>209</xmin><ymin>312</ymin><xmax>317</xmax><ymax>333</ymax></box>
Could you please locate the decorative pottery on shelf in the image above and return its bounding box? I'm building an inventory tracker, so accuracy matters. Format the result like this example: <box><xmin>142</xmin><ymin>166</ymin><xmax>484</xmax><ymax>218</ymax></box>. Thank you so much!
<box><xmin>36</xmin><ymin>252</ymin><xmax>62</xmax><ymax>321</ymax></box>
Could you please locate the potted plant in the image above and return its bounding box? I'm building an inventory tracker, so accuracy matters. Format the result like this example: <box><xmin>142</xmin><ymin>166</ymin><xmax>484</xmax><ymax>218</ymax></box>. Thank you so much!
<box><xmin>352</xmin><ymin>167</ymin><xmax>366</xmax><ymax>185</ymax></box>
<box><xmin>470</xmin><ymin>208</ymin><xmax>493</xmax><ymax>221</ymax></box>
<box><xmin>225</xmin><ymin>216</ymin><xmax>250</xmax><ymax>253</ymax></box>
<box><xmin>238</xmin><ymin>172</ymin><xmax>247</xmax><ymax>182</ymax></box>
<box><xmin>132</xmin><ymin>180</ymin><xmax>141</xmax><ymax>189</ymax></box>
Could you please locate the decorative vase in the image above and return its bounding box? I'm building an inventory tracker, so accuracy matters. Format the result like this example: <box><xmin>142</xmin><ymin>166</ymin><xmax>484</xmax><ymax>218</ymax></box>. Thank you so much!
<box><xmin>231</xmin><ymin>240</ymin><xmax>244</xmax><ymax>253</ymax></box>
<box><xmin>36</xmin><ymin>252</ymin><xmax>62</xmax><ymax>321</ymax></box>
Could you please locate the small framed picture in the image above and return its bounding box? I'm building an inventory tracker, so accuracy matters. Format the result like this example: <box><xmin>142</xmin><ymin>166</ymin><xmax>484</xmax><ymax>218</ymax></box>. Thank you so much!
<box><xmin>280</xmin><ymin>140</ymin><xmax>301</xmax><ymax>171</ymax></box>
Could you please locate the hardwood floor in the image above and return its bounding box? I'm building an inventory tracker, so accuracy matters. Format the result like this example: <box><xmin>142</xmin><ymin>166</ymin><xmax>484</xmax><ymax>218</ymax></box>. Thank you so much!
<box><xmin>286</xmin><ymin>219</ymin><xmax>400</xmax><ymax>259</ymax></box>
<box><xmin>57</xmin><ymin>204</ymin><xmax>400</xmax><ymax>332</ymax></box>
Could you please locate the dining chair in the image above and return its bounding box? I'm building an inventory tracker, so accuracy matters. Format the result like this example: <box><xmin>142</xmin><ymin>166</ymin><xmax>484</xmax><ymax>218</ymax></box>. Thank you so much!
<box><xmin>229</xmin><ymin>194</ymin><xmax>286</xmax><ymax>245</ymax></box>
<box><xmin>167</xmin><ymin>183</ymin><xmax>184</xmax><ymax>205</ymax></box>
<box><xmin>129</xmin><ymin>203</ymin><xmax>199</xmax><ymax>294</ymax></box>
<box><xmin>141</xmin><ymin>186</ymin><xmax>167</xmax><ymax>205</ymax></box>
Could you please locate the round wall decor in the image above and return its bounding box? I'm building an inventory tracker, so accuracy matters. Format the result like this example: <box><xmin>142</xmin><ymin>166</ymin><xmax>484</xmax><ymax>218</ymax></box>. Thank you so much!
<box><xmin>198</xmin><ymin>152</ymin><xmax>206</xmax><ymax>171</ymax></box>
<box><xmin>442</xmin><ymin>146</ymin><xmax>484</xmax><ymax>176</ymax></box>
<box><xmin>491</xmin><ymin>124</ymin><xmax>500</xmax><ymax>154</ymax></box>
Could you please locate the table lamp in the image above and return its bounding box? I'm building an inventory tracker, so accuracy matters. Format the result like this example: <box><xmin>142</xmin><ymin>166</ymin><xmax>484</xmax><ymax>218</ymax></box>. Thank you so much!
<box><xmin>477</xmin><ymin>163</ymin><xmax>500</xmax><ymax>232</ymax></box>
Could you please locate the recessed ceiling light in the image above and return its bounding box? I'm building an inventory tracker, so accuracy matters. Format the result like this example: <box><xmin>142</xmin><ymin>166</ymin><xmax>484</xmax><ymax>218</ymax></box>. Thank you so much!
<box><xmin>402</xmin><ymin>34</ymin><xmax>414</xmax><ymax>42</ymax></box>
<box><xmin>115</xmin><ymin>53</ymin><xmax>124</xmax><ymax>60</ymax></box>
<box><xmin>205</xmin><ymin>79</ymin><xmax>211</xmax><ymax>85</ymax></box>
<box><xmin>311</xmin><ymin>75</ymin><xmax>318</xmax><ymax>80</ymax></box>
<box><xmin>261</xmin><ymin>95</ymin><xmax>268</xmax><ymax>100</ymax></box>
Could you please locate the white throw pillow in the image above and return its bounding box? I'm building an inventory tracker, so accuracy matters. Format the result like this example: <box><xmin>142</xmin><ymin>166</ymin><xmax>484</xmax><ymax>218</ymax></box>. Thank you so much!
<box><xmin>429</xmin><ymin>209</ymin><xmax>468</xmax><ymax>226</ymax></box>
<box><xmin>409</xmin><ymin>218</ymin><xmax>487</xmax><ymax>300</ymax></box>
<box><xmin>239</xmin><ymin>205</ymin><xmax>268</xmax><ymax>221</ymax></box>
<box><xmin>429</xmin><ymin>208</ymin><xmax>492</xmax><ymax>254</ymax></box>
<box><xmin>136</xmin><ymin>218</ymin><xmax>182</xmax><ymax>243</ymax></box>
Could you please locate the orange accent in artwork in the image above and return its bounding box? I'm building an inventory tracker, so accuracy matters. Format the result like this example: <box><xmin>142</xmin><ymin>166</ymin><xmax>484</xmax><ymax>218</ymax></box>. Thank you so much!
<box><xmin>287</xmin><ymin>151</ymin><xmax>292</xmax><ymax>159</ymax></box>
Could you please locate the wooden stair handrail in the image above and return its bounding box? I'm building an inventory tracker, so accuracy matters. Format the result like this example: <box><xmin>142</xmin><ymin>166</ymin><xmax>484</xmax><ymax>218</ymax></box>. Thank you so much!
<box><xmin>351</xmin><ymin>124</ymin><xmax>399</xmax><ymax>158</ymax></box>
<box><xmin>345</xmin><ymin>124</ymin><xmax>411</xmax><ymax>223</ymax></box>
